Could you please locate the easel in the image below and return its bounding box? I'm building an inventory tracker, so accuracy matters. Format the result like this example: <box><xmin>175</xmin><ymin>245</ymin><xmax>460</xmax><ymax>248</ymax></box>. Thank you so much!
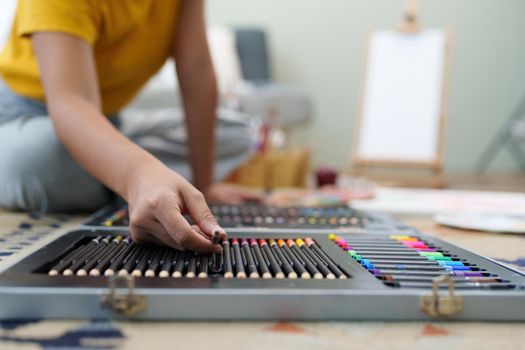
<box><xmin>397</xmin><ymin>0</ymin><xmax>421</xmax><ymax>34</ymax></box>
<box><xmin>474</xmin><ymin>94</ymin><xmax>525</xmax><ymax>172</ymax></box>
<box><xmin>351</xmin><ymin>0</ymin><xmax>451</xmax><ymax>188</ymax></box>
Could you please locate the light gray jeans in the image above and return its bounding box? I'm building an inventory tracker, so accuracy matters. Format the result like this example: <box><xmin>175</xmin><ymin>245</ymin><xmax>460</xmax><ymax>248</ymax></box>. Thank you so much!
<box><xmin>0</xmin><ymin>81</ymin><xmax>251</xmax><ymax>213</ymax></box>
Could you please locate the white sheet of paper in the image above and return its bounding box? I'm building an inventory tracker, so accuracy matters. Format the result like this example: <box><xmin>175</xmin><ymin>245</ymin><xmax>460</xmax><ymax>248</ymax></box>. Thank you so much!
<box><xmin>357</xmin><ymin>29</ymin><xmax>446</xmax><ymax>162</ymax></box>
<box><xmin>352</xmin><ymin>187</ymin><xmax>525</xmax><ymax>216</ymax></box>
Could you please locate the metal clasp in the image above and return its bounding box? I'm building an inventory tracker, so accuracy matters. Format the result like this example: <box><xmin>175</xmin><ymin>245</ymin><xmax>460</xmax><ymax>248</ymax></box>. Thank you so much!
<box><xmin>101</xmin><ymin>275</ymin><xmax>147</xmax><ymax>316</ymax></box>
<box><xmin>420</xmin><ymin>274</ymin><xmax>464</xmax><ymax>317</ymax></box>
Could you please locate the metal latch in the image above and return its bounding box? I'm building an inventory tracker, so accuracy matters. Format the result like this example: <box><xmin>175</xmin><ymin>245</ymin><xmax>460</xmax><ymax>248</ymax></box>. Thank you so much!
<box><xmin>420</xmin><ymin>275</ymin><xmax>464</xmax><ymax>317</ymax></box>
<box><xmin>101</xmin><ymin>275</ymin><xmax>147</xmax><ymax>316</ymax></box>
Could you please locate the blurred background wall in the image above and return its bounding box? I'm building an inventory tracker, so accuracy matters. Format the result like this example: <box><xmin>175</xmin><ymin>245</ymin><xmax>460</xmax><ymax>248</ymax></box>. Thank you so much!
<box><xmin>208</xmin><ymin>0</ymin><xmax>525</xmax><ymax>172</ymax></box>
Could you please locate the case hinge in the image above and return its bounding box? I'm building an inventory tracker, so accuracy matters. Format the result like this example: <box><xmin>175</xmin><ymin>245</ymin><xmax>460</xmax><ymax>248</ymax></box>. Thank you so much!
<box><xmin>420</xmin><ymin>274</ymin><xmax>464</xmax><ymax>317</ymax></box>
<box><xmin>101</xmin><ymin>275</ymin><xmax>147</xmax><ymax>316</ymax></box>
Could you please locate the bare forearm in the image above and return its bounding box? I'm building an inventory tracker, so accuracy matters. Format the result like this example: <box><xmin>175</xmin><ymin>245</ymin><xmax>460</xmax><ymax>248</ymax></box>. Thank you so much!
<box><xmin>48</xmin><ymin>94</ymin><xmax>160</xmax><ymax>200</ymax></box>
<box><xmin>178</xmin><ymin>66</ymin><xmax>218</xmax><ymax>191</ymax></box>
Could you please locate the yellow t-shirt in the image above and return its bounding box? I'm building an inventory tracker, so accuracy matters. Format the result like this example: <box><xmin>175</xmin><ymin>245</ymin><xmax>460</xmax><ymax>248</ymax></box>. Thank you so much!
<box><xmin>0</xmin><ymin>0</ymin><xmax>182</xmax><ymax>115</ymax></box>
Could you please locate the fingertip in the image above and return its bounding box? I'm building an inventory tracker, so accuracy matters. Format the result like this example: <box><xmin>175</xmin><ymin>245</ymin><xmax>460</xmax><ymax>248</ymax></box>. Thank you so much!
<box><xmin>184</xmin><ymin>229</ymin><xmax>222</xmax><ymax>254</ymax></box>
<box><xmin>213</xmin><ymin>226</ymin><xmax>227</xmax><ymax>241</ymax></box>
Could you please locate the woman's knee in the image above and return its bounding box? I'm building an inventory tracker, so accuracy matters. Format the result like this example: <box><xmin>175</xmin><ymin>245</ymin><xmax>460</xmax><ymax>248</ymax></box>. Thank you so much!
<box><xmin>0</xmin><ymin>118</ymin><xmax>110</xmax><ymax>212</ymax></box>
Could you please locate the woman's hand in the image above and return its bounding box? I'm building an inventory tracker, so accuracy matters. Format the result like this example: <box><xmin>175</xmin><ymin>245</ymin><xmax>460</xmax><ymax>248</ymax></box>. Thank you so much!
<box><xmin>204</xmin><ymin>183</ymin><xmax>266</xmax><ymax>205</ymax></box>
<box><xmin>126</xmin><ymin>158</ymin><xmax>226</xmax><ymax>253</ymax></box>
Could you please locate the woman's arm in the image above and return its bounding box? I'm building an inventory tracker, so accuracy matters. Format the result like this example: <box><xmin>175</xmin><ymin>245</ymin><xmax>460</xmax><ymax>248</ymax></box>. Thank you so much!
<box><xmin>32</xmin><ymin>32</ymin><xmax>225</xmax><ymax>252</ymax></box>
<box><xmin>173</xmin><ymin>0</ymin><xmax>217</xmax><ymax>193</ymax></box>
<box><xmin>173</xmin><ymin>0</ymin><xmax>267</xmax><ymax>204</ymax></box>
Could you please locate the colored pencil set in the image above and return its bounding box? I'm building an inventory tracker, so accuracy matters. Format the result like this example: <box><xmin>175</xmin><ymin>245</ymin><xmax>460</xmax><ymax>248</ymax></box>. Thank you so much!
<box><xmin>47</xmin><ymin>235</ymin><xmax>349</xmax><ymax>280</ymax></box>
<box><xmin>208</xmin><ymin>204</ymin><xmax>364</xmax><ymax>228</ymax></box>
<box><xmin>101</xmin><ymin>208</ymin><xmax>128</xmax><ymax>227</ymax></box>
<box><xmin>329</xmin><ymin>234</ymin><xmax>517</xmax><ymax>290</ymax></box>
<box><xmin>99</xmin><ymin>204</ymin><xmax>366</xmax><ymax>228</ymax></box>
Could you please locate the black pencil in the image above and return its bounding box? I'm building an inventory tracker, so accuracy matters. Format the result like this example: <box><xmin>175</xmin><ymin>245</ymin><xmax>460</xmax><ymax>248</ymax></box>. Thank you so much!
<box><xmin>304</xmin><ymin>238</ymin><xmax>347</xmax><ymax>279</ymax></box>
<box><xmin>105</xmin><ymin>241</ymin><xmax>136</xmax><ymax>277</ymax></box>
<box><xmin>64</xmin><ymin>236</ymin><xmax>110</xmax><ymax>276</ymax></box>
<box><xmin>222</xmin><ymin>240</ymin><xmax>233</xmax><ymax>278</ymax></box>
<box><xmin>172</xmin><ymin>251</ymin><xmax>187</xmax><ymax>278</ymax></box>
<box><xmin>287</xmin><ymin>239</ymin><xmax>322</xmax><ymax>279</ymax></box>
<box><xmin>79</xmin><ymin>235</ymin><xmax>123</xmax><ymax>276</ymax></box>
<box><xmin>231</xmin><ymin>238</ymin><xmax>246</xmax><ymax>278</ymax></box>
<box><xmin>74</xmin><ymin>237</ymin><xmax>111</xmax><ymax>276</ymax></box>
<box><xmin>259</xmin><ymin>239</ymin><xmax>284</xmax><ymax>279</ymax></box>
<box><xmin>57</xmin><ymin>235</ymin><xmax>103</xmax><ymax>276</ymax></box>
<box><xmin>211</xmin><ymin>229</ymin><xmax>223</xmax><ymax>273</ymax></box>
<box><xmin>198</xmin><ymin>254</ymin><xmax>209</xmax><ymax>278</ymax></box>
<box><xmin>132</xmin><ymin>246</ymin><xmax>155</xmax><ymax>277</ymax></box>
<box><xmin>250</xmin><ymin>239</ymin><xmax>271</xmax><ymax>279</ymax></box>
<box><xmin>296</xmin><ymin>239</ymin><xmax>335</xmax><ymax>279</ymax></box>
<box><xmin>118</xmin><ymin>244</ymin><xmax>147</xmax><ymax>276</ymax></box>
<box><xmin>90</xmin><ymin>236</ymin><xmax>130</xmax><ymax>276</ymax></box>
<box><xmin>158</xmin><ymin>250</ymin><xmax>176</xmax><ymax>278</ymax></box>
<box><xmin>211</xmin><ymin>230</ymin><xmax>222</xmax><ymax>273</ymax></box>
<box><xmin>268</xmin><ymin>239</ymin><xmax>297</xmax><ymax>279</ymax></box>
<box><xmin>241</xmin><ymin>239</ymin><xmax>259</xmax><ymax>278</ymax></box>
<box><xmin>48</xmin><ymin>244</ymin><xmax>89</xmax><ymax>276</ymax></box>
<box><xmin>186</xmin><ymin>253</ymin><xmax>197</xmax><ymax>278</ymax></box>
<box><xmin>277</xmin><ymin>239</ymin><xmax>310</xmax><ymax>279</ymax></box>
<box><xmin>146</xmin><ymin>248</ymin><xmax>169</xmax><ymax>277</ymax></box>
<box><xmin>210</xmin><ymin>249</ymin><xmax>223</xmax><ymax>275</ymax></box>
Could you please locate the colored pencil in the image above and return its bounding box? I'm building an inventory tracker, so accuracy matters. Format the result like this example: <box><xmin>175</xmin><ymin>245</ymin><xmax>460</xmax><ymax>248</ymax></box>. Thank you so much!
<box><xmin>296</xmin><ymin>239</ymin><xmax>335</xmax><ymax>279</ymax></box>
<box><xmin>172</xmin><ymin>251</ymin><xmax>187</xmax><ymax>278</ymax></box>
<box><xmin>278</xmin><ymin>239</ymin><xmax>310</xmax><ymax>279</ymax></box>
<box><xmin>222</xmin><ymin>240</ymin><xmax>234</xmax><ymax>278</ymax></box>
<box><xmin>241</xmin><ymin>239</ymin><xmax>259</xmax><ymax>278</ymax></box>
<box><xmin>259</xmin><ymin>239</ymin><xmax>284</xmax><ymax>279</ymax></box>
<box><xmin>105</xmin><ymin>241</ymin><xmax>136</xmax><ymax>277</ymax></box>
<box><xmin>159</xmin><ymin>250</ymin><xmax>176</xmax><ymax>278</ymax></box>
<box><xmin>250</xmin><ymin>239</ymin><xmax>271</xmax><ymax>279</ymax></box>
<box><xmin>268</xmin><ymin>239</ymin><xmax>297</xmax><ymax>279</ymax></box>
<box><xmin>231</xmin><ymin>239</ymin><xmax>246</xmax><ymax>279</ymax></box>
<box><xmin>287</xmin><ymin>239</ymin><xmax>322</xmax><ymax>279</ymax></box>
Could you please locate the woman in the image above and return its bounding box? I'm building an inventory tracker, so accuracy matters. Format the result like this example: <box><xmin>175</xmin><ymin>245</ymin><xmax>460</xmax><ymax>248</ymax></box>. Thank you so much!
<box><xmin>0</xmin><ymin>0</ymin><xmax>257</xmax><ymax>252</ymax></box>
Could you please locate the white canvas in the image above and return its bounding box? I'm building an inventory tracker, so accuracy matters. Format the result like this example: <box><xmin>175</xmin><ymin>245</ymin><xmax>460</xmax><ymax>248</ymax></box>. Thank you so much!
<box><xmin>357</xmin><ymin>29</ymin><xmax>446</xmax><ymax>162</ymax></box>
